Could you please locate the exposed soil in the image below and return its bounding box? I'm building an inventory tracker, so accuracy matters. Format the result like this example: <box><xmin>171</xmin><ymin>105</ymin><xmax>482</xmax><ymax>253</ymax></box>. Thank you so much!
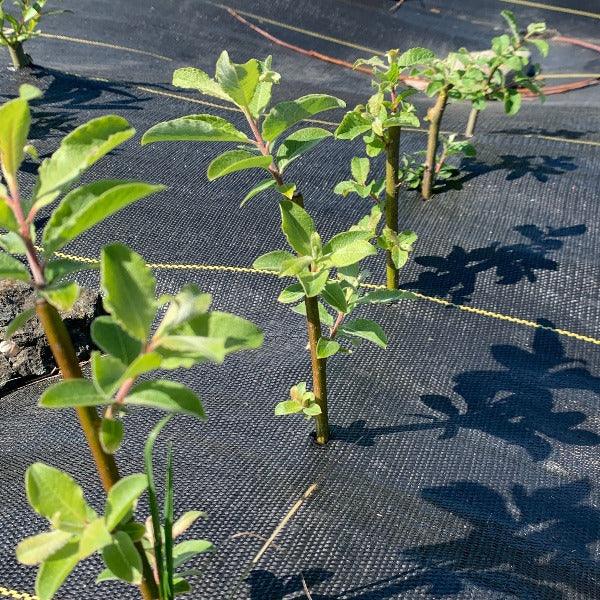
<box><xmin>0</xmin><ymin>281</ymin><xmax>103</xmax><ymax>393</ymax></box>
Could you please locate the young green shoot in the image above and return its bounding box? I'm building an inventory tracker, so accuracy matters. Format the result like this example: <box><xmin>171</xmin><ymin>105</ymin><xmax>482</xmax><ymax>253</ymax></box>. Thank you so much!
<box><xmin>0</xmin><ymin>0</ymin><xmax>67</xmax><ymax>68</ymax></box>
<box><xmin>143</xmin><ymin>52</ymin><xmax>414</xmax><ymax>444</ymax></box>
<box><xmin>335</xmin><ymin>48</ymin><xmax>432</xmax><ymax>287</ymax></box>
<box><xmin>464</xmin><ymin>11</ymin><xmax>548</xmax><ymax>137</ymax></box>
<box><xmin>1</xmin><ymin>87</ymin><xmax>262</xmax><ymax>598</ymax></box>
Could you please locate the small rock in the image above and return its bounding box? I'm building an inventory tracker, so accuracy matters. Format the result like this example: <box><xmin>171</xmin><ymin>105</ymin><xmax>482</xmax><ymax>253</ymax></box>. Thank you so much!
<box><xmin>0</xmin><ymin>280</ymin><xmax>104</xmax><ymax>392</ymax></box>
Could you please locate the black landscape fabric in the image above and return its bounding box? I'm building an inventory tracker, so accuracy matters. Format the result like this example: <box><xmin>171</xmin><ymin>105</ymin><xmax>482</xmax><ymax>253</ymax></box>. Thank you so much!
<box><xmin>1</xmin><ymin>0</ymin><xmax>600</xmax><ymax>598</ymax></box>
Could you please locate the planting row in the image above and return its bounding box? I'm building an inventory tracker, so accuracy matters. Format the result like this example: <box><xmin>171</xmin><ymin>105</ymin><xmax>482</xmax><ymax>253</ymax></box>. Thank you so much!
<box><xmin>0</xmin><ymin>8</ymin><xmax>548</xmax><ymax>600</ymax></box>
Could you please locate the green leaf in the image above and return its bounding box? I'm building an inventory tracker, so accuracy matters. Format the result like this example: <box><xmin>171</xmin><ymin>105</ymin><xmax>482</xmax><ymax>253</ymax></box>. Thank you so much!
<box><xmin>278</xmin><ymin>183</ymin><xmax>297</xmax><ymax>199</ymax></box>
<box><xmin>156</xmin><ymin>284</ymin><xmax>212</xmax><ymax>336</ymax></box>
<box><xmin>277</xmin><ymin>283</ymin><xmax>305</xmax><ymax>304</ymax></box>
<box><xmin>102</xmin><ymin>531</ymin><xmax>142</xmax><ymax>585</ymax></box>
<box><xmin>350</xmin><ymin>157</ymin><xmax>370</xmax><ymax>184</ymax></box>
<box><xmin>16</xmin><ymin>530</ymin><xmax>73</xmax><ymax>566</ymax></box>
<box><xmin>84</xmin><ymin>522</ymin><xmax>114</xmax><ymax>564</ymax></box>
<box><xmin>529</xmin><ymin>38</ymin><xmax>549</xmax><ymax>58</ymax></box>
<box><xmin>240</xmin><ymin>178</ymin><xmax>276</xmax><ymax>207</ymax></box>
<box><xmin>125</xmin><ymin>380</ymin><xmax>205</xmax><ymax>418</ymax></box>
<box><xmin>40</xmin><ymin>281</ymin><xmax>79</xmax><ymax>312</ymax></box>
<box><xmin>357</xmin><ymin>289</ymin><xmax>415</xmax><ymax>304</ymax></box>
<box><xmin>0</xmin><ymin>252</ymin><xmax>30</xmax><ymax>282</ymax></box>
<box><xmin>121</xmin><ymin>351</ymin><xmax>163</xmax><ymax>380</ymax></box>
<box><xmin>291</xmin><ymin>301</ymin><xmax>334</xmax><ymax>327</ymax></box>
<box><xmin>105</xmin><ymin>474</ymin><xmax>148</xmax><ymax>531</ymax></box>
<box><xmin>279</xmin><ymin>255</ymin><xmax>312</xmax><ymax>276</ymax></box>
<box><xmin>383</xmin><ymin>112</ymin><xmax>420</xmax><ymax>128</ymax></box>
<box><xmin>0</xmin><ymin>232</ymin><xmax>28</xmax><ymax>255</ymax></box>
<box><xmin>43</xmin><ymin>180</ymin><xmax>164</xmax><ymax>254</ymax></box>
<box><xmin>340</xmin><ymin>318</ymin><xmax>388</xmax><ymax>349</ymax></box>
<box><xmin>215</xmin><ymin>51</ymin><xmax>260</xmax><ymax>108</ymax></box>
<box><xmin>504</xmin><ymin>88</ymin><xmax>522</xmax><ymax>115</ymax></box>
<box><xmin>397</xmin><ymin>47</ymin><xmax>435</xmax><ymax>67</ymax></box>
<box><xmin>391</xmin><ymin>246</ymin><xmax>409</xmax><ymax>269</ymax></box>
<box><xmin>321</xmin><ymin>282</ymin><xmax>348</xmax><ymax>313</ymax></box>
<box><xmin>91</xmin><ymin>352</ymin><xmax>126</xmax><ymax>396</ymax></box>
<box><xmin>252</xmin><ymin>249</ymin><xmax>295</xmax><ymax>271</ymax></box>
<box><xmin>4</xmin><ymin>306</ymin><xmax>35</xmax><ymax>338</ymax></box>
<box><xmin>172</xmin><ymin>511</ymin><xmax>206</xmax><ymax>539</ymax></box>
<box><xmin>91</xmin><ymin>316</ymin><xmax>142</xmax><ymax>365</ymax></box>
<box><xmin>44</xmin><ymin>258</ymin><xmax>96</xmax><ymax>284</ymax></box>
<box><xmin>275</xmin><ymin>127</ymin><xmax>332</xmax><ymax>172</ymax></box>
<box><xmin>141</xmin><ymin>114</ymin><xmax>249</xmax><ymax>146</ymax></box>
<box><xmin>40</xmin><ymin>379</ymin><xmax>107</xmax><ymax>409</ymax></box>
<box><xmin>77</xmin><ymin>517</ymin><xmax>112</xmax><ymax>560</ymax></box>
<box><xmin>172</xmin><ymin>67</ymin><xmax>231</xmax><ymax>101</ymax></box>
<box><xmin>322</xmin><ymin>231</ymin><xmax>376</xmax><ymax>268</ymax></box>
<box><xmin>87</xmin><ymin>519</ymin><xmax>125</xmax><ymax>559</ymax></box>
<box><xmin>26</xmin><ymin>463</ymin><xmax>89</xmax><ymax>533</ymax></box>
<box><xmin>207</xmin><ymin>150</ymin><xmax>272</xmax><ymax>181</ymax></box>
<box><xmin>0</xmin><ymin>197</ymin><xmax>18</xmax><ymax>232</ymax></box>
<box><xmin>527</xmin><ymin>22</ymin><xmax>546</xmax><ymax>35</ymax></box>
<box><xmin>334</xmin><ymin>111</ymin><xmax>372</xmax><ymax>140</ymax></box>
<box><xmin>262</xmin><ymin>94</ymin><xmax>345</xmax><ymax>142</ymax></box>
<box><xmin>279</xmin><ymin>200</ymin><xmax>316</xmax><ymax>256</ymax></box>
<box><xmin>303</xmin><ymin>404</ymin><xmax>322</xmax><ymax>417</ymax></box>
<box><xmin>248</xmin><ymin>55</ymin><xmax>280</xmax><ymax>117</ymax></box>
<box><xmin>316</xmin><ymin>338</ymin><xmax>340</xmax><ymax>359</ymax></box>
<box><xmin>118</xmin><ymin>521</ymin><xmax>146</xmax><ymax>542</ymax></box>
<box><xmin>173</xmin><ymin>540</ymin><xmax>214</xmax><ymax>568</ymax></box>
<box><xmin>274</xmin><ymin>399</ymin><xmax>303</xmax><ymax>415</ymax></box>
<box><xmin>158</xmin><ymin>334</ymin><xmax>229</xmax><ymax>364</ymax></box>
<box><xmin>0</xmin><ymin>96</ymin><xmax>30</xmax><ymax>179</ymax></box>
<box><xmin>96</xmin><ymin>567</ymin><xmax>118</xmax><ymax>583</ymax></box>
<box><xmin>164</xmin><ymin>445</ymin><xmax>175</xmax><ymax>597</ymax></box>
<box><xmin>100</xmin><ymin>417</ymin><xmax>124</xmax><ymax>455</ymax></box>
<box><xmin>19</xmin><ymin>84</ymin><xmax>42</xmax><ymax>101</ymax></box>
<box><xmin>33</xmin><ymin>116</ymin><xmax>135</xmax><ymax>210</ymax></box>
<box><xmin>501</xmin><ymin>10</ymin><xmax>519</xmax><ymax>39</ymax></box>
<box><xmin>35</xmin><ymin>541</ymin><xmax>80</xmax><ymax>600</ymax></box>
<box><xmin>101</xmin><ymin>243</ymin><xmax>157</xmax><ymax>342</ymax></box>
<box><xmin>157</xmin><ymin>311</ymin><xmax>262</xmax><ymax>369</ymax></box>
<box><xmin>298</xmin><ymin>269</ymin><xmax>329</xmax><ymax>297</ymax></box>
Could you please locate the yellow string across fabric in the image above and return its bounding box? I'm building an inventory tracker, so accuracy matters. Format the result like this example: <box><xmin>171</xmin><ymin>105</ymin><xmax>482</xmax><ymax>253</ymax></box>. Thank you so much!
<box><xmin>0</xmin><ymin>586</ymin><xmax>37</xmax><ymax>600</ymax></box>
<box><xmin>49</xmin><ymin>249</ymin><xmax>600</xmax><ymax>348</ymax></box>
<box><xmin>39</xmin><ymin>33</ymin><xmax>172</xmax><ymax>61</ymax></box>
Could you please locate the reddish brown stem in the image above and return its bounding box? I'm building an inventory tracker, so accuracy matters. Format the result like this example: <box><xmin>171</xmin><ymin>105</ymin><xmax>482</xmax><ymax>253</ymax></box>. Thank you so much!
<box><xmin>226</xmin><ymin>12</ymin><xmax>600</xmax><ymax>98</ymax></box>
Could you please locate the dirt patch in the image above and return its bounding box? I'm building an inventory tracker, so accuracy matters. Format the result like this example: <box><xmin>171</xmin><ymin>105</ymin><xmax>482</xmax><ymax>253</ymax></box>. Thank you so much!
<box><xmin>0</xmin><ymin>281</ymin><xmax>103</xmax><ymax>393</ymax></box>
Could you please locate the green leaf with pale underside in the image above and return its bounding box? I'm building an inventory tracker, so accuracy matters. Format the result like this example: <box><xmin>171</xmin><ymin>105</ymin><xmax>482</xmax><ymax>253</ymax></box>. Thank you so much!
<box><xmin>262</xmin><ymin>94</ymin><xmax>345</xmax><ymax>142</ymax></box>
<box><xmin>141</xmin><ymin>114</ymin><xmax>249</xmax><ymax>145</ymax></box>
<box><xmin>207</xmin><ymin>150</ymin><xmax>272</xmax><ymax>181</ymax></box>
<box><xmin>33</xmin><ymin>116</ymin><xmax>135</xmax><ymax>210</ymax></box>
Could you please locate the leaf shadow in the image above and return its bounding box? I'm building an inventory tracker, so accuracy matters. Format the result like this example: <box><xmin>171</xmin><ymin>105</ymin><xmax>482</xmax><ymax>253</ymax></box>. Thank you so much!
<box><xmin>404</xmin><ymin>223</ymin><xmax>585</xmax><ymax>305</ymax></box>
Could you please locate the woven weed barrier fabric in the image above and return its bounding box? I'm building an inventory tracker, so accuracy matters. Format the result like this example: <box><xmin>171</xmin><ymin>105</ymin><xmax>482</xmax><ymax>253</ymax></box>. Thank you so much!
<box><xmin>0</xmin><ymin>0</ymin><xmax>599</xmax><ymax>598</ymax></box>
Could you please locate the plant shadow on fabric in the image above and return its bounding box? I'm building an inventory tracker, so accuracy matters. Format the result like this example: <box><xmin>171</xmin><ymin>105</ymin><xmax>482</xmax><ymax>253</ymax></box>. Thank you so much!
<box><xmin>333</xmin><ymin>320</ymin><xmax>600</xmax><ymax>457</ymax></box>
<box><xmin>1</xmin><ymin>67</ymin><xmax>148</xmax><ymax>146</ymax></box>
<box><xmin>434</xmin><ymin>153</ymin><xmax>577</xmax><ymax>196</ymax></box>
<box><xmin>245</xmin><ymin>481</ymin><xmax>599</xmax><ymax>599</ymax></box>
<box><xmin>397</xmin><ymin>479</ymin><xmax>600</xmax><ymax>598</ymax></box>
<box><xmin>247</xmin><ymin>568</ymin><xmax>335</xmax><ymax>600</ymax></box>
<box><xmin>492</xmin><ymin>126</ymin><xmax>594</xmax><ymax>141</ymax></box>
<box><xmin>416</xmin><ymin>319</ymin><xmax>600</xmax><ymax>461</ymax></box>
<box><xmin>404</xmin><ymin>224</ymin><xmax>585</xmax><ymax>305</ymax></box>
<box><xmin>447</xmin><ymin>153</ymin><xmax>577</xmax><ymax>188</ymax></box>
